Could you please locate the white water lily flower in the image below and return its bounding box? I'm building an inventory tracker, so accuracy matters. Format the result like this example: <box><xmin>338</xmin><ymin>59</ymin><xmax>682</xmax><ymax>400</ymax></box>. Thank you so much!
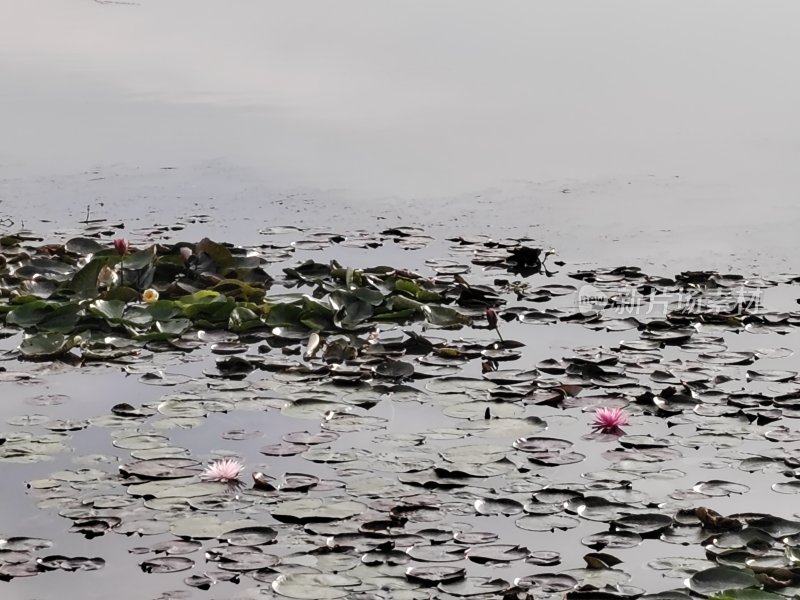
<box><xmin>97</xmin><ymin>265</ymin><xmax>119</xmax><ymax>289</ymax></box>
<box><xmin>142</xmin><ymin>289</ymin><xmax>159</xmax><ymax>303</ymax></box>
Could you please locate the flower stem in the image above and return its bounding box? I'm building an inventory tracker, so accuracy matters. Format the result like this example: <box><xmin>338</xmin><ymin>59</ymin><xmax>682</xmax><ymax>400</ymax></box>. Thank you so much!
<box><xmin>493</xmin><ymin>325</ymin><xmax>504</xmax><ymax>342</ymax></box>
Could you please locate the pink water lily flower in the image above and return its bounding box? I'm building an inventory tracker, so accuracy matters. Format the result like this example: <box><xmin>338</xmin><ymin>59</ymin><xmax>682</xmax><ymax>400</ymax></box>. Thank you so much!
<box><xmin>113</xmin><ymin>238</ymin><xmax>129</xmax><ymax>255</ymax></box>
<box><xmin>201</xmin><ymin>458</ymin><xmax>244</xmax><ymax>483</ymax></box>
<box><xmin>593</xmin><ymin>407</ymin><xmax>630</xmax><ymax>431</ymax></box>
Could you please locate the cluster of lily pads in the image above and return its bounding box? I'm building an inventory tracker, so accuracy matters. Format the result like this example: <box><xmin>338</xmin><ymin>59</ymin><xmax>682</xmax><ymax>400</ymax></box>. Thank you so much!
<box><xmin>3</xmin><ymin>227</ymin><xmax>800</xmax><ymax>599</ymax></box>
<box><xmin>0</xmin><ymin>233</ymin><xmax>505</xmax><ymax>360</ymax></box>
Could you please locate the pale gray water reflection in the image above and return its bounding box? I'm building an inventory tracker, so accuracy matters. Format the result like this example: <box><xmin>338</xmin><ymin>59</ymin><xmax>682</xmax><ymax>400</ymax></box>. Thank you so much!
<box><xmin>2</xmin><ymin>1</ymin><xmax>800</xmax><ymax>268</ymax></box>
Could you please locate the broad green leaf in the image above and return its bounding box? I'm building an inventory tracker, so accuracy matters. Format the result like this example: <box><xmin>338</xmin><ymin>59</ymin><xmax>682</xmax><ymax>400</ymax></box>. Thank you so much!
<box><xmin>121</xmin><ymin>305</ymin><xmax>155</xmax><ymax>327</ymax></box>
<box><xmin>6</xmin><ymin>301</ymin><xmax>57</xmax><ymax>328</ymax></box>
<box><xmin>63</xmin><ymin>255</ymin><xmax>116</xmax><ymax>298</ymax></box>
<box><xmin>38</xmin><ymin>304</ymin><xmax>81</xmax><ymax>333</ymax></box>
<box><xmin>196</xmin><ymin>238</ymin><xmax>234</xmax><ymax>270</ymax></box>
<box><xmin>395</xmin><ymin>279</ymin><xmax>420</xmax><ymax>297</ymax></box>
<box><xmin>146</xmin><ymin>300</ymin><xmax>181</xmax><ymax>321</ymax></box>
<box><xmin>65</xmin><ymin>237</ymin><xmax>106</xmax><ymax>256</ymax></box>
<box><xmin>156</xmin><ymin>318</ymin><xmax>191</xmax><ymax>335</ymax></box>
<box><xmin>89</xmin><ymin>299</ymin><xmax>126</xmax><ymax>322</ymax></box>
<box><xmin>266</xmin><ymin>302</ymin><xmax>304</xmax><ymax>327</ymax></box>
<box><xmin>19</xmin><ymin>332</ymin><xmax>77</xmax><ymax>358</ymax></box>
<box><xmin>120</xmin><ymin>245</ymin><xmax>157</xmax><ymax>270</ymax></box>
<box><xmin>229</xmin><ymin>306</ymin><xmax>263</xmax><ymax>332</ymax></box>
<box><xmin>423</xmin><ymin>305</ymin><xmax>468</xmax><ymax>327</ymax></box>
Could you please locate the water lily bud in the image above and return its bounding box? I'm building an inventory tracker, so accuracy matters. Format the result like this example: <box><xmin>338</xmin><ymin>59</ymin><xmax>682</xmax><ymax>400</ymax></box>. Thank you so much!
<box><xmin>142</xmin><ymin>288</ymin><xmax>159</xmax><ymax>303</ymax></box>
<box><xmin>178</xmin><ymin>246</ymin><xmax>193</xmax><ymax>264</ymax></box>
<box><xmin>114</xmin><ymin>238</ymin><xmax>129</xmax><ymax>255</ymax></box>
<box><xmin>486</xmin><ymin>307</ymin><xmax>498</xmax><ymax>329</ymax></box>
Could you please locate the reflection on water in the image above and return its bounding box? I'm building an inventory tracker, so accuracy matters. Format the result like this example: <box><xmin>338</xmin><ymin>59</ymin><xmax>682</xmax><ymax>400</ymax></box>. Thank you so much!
<box><xmin>2</xmin><ymin>1</ymin><xmax>800</xmax><ymax>269</ymax></box>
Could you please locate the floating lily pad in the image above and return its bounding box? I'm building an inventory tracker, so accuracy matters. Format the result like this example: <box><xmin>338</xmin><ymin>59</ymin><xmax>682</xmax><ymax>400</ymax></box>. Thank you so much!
<box><xmin>686</xmin><ymin>566</ymin><xmax>760</xmax><ymax>595</ymax></box>
<box><xmin>405</xmin><ymin>565</ymin><xmax>466</xmax><ymax>584</ymax></box>
<box><xmin>438</xmin><ymin>577</ymin><xmax>510</xmax><ymax>597</ymax></box>
<box><xmin>220</xmin><ymin>526</ymin><xmax>278</xmax><ymax>546</ymax></box>
<box><xmin>271</xmin><ymin>573</ymin><xmax>361</xmax><ymax>599</ymax></box>
<box><xmin>516</xmin><ymin>514</ymin><xmax>581</xmax><ymax>532</ymax></box>
<box><xmin>119</xmin><ymin>458</ymin><xmax>203</xmax><ymax>479</ymax></box>
<box><xmin>271</xmin><ymin>499</ymin><xmax>366</xmax><ymax>523</ymax></box>
<box><xmin>140</xmin><ymin>556</ymin><xmax>194</xmax><ymax>574</ymax></box>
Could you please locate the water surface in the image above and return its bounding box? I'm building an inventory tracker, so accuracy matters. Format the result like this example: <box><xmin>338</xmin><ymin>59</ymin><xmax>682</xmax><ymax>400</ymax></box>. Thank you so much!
<box><xmin>2</xmin><ymin>4</ymin><xmax>800</xmax><ymax>599</ymax></box>
<box><xmin>2</xmin><ymin>0</ymin><xmax>800</xmax><ymax>268</ymax></box>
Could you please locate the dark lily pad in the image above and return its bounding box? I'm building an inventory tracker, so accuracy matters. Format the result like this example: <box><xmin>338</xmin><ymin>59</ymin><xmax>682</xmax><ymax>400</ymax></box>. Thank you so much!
<box><xmin>437</xmin><ymin>577</ymin><xmax>510</xmax><ymax>597</ymax></box>
<box><xmin>405</xmin><ymin>565</ymin><xmax>466</xmax><ymax>584</ymax></box>
<box><xmin>140</xmin><ymin>556</ymin><xmax>194</xmax><ymax>574</ymax></box>
<box><xmin>465</xmin><ymin>544</ymin><xmax>528</xmax><ymax>564</ymax></box>
<box><xmin>119</xmin><ymin>458</ymin><xmax>203</xmax><ymax>479</ymax></box>
<box><xmin>271</xmin><ymin>573</ymin><xmax>361</xmax><ymax>599</ymax></box>
<box><xmin>474</xmin><ymin>497</ymin><xmax>525</xmax><ymax>516</ymax></box>
<box><xmin>686</xmin><ymin>566</ymin><xmax>760</xmax><ymax>595</ymax></box>
<box><xmin>693</xmin><ymin>480</ymin><xmax>751</xmax><ymax>497</ymax></box>
<box><xmin>516</xmin><ymin>514</ymin><xmax>581</xmax><ymax>532</ymax></box>
<box><xmin>220</xmin><ymin>526</ymin><xmax>278</xmax><ymax>546</ymax></box>
<box><xmin>270</xmin><ymin>498</ymin><xmax>366</xmax><ymax>523</ymax></box>
<box><xmin>406</xmin><ymin>544</ymin><xmax>466</xmax><ymax>562</ymax></box>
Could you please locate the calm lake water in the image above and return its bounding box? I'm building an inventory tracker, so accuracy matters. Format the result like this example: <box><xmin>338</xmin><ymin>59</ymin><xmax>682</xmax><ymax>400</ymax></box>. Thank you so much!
<box><xmin>2</xmin><ymin>0</ymin><xmax>800</xmax><ymax>269</ymax></box>
<box><xmin>2</xmin><ymin>3</ymin><xmax>800</xmax><ymax>600</ymax></box>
